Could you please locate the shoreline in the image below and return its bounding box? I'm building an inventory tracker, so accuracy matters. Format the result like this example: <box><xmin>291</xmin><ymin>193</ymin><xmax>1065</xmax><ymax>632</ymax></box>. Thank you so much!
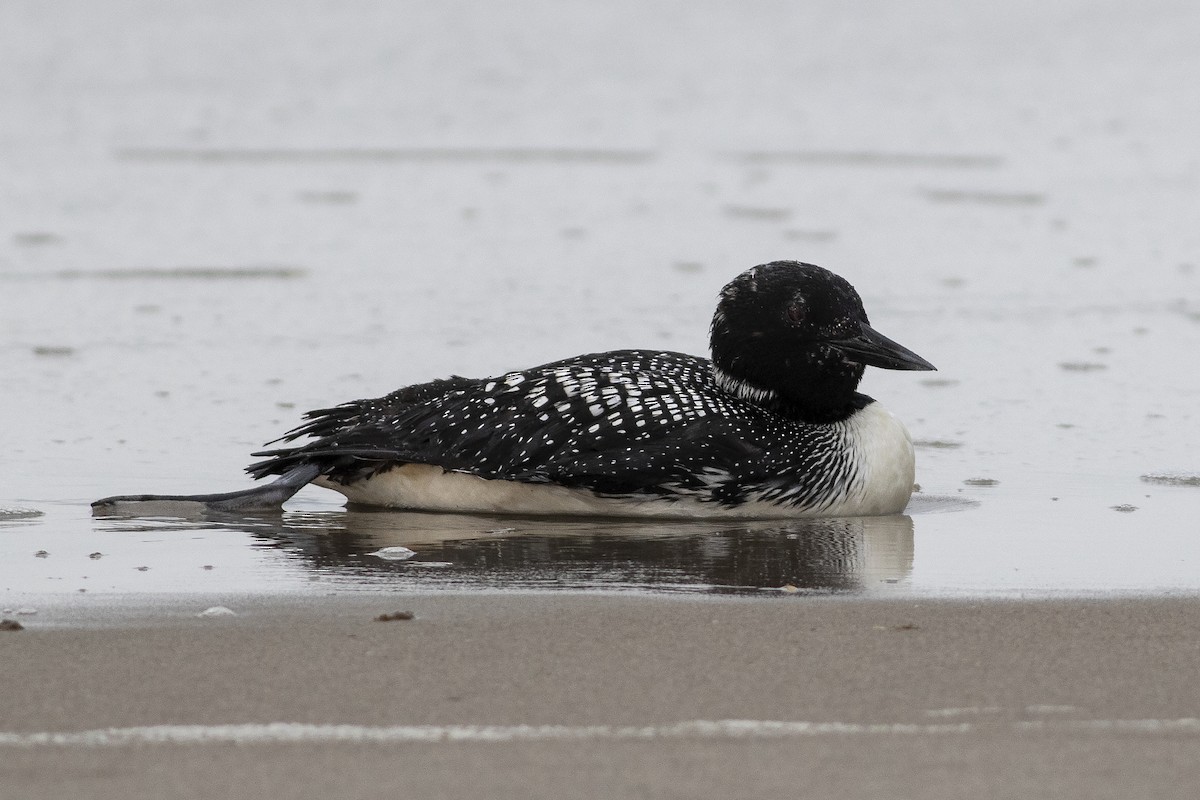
<box><xmin>3</xmin><ymin>594</ymin><xmax>1199</xmax><ymax>797</ymax></box>
<box><xmin>8</xmin><ymin>582</ymin><xmax>1200</xmax><ymax>630</ymax></box>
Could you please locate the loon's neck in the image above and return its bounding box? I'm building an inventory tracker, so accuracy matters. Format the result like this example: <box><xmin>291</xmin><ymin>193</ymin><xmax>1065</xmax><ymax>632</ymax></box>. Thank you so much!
<box><xmin>710</xmin><ymin>365</ymin><xmax>872</xmax><ymax>424</ymax></box>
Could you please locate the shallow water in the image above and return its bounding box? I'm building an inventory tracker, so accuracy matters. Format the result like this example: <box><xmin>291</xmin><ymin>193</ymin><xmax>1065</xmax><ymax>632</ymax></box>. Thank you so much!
<box><xmin>3</xmin><ymin>1</ymin><xmax>1199</xmax><ymax>612</ymax></box>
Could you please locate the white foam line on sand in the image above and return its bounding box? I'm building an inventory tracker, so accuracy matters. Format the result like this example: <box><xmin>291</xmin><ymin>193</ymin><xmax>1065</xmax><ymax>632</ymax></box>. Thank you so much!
<box><xmin>1</xmin><ymin>718</ymin><xmax>1199</xmax><ymax>747</ymax></box>
<box><xmin>922</xmin><ymin>706</ymin><xmax>1004</xmax><ymax>718</ymax></box>
<box><xmin>1017</xmin><ymin>718</ymin><xmax>1200</xmax><ymax>733</ymax></box>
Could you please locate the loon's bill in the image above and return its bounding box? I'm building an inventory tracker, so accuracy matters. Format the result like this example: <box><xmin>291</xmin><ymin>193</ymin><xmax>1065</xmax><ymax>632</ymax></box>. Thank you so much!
<box><xmin>833</xmin><ymin>322</ymin><xmax>937</xmax><ymax>372</ymax></box>
<box><xmin>94</xmin><ymin>260</ymin><xmax>936</xmax><ymax>520</ymax></box>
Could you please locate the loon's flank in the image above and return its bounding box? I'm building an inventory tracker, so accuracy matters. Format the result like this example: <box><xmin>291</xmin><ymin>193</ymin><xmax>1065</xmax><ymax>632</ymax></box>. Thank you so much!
<box><xmin>93</xmin><ymin>261</ymin><xmax>935</xmax><ymax>518</ymax></box>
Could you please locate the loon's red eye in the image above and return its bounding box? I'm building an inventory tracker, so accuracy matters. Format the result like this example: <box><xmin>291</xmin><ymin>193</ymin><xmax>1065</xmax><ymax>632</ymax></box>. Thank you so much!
<box><xmin>786</xmin><ymin>299</ymin><xmax>806</xmax><ymax>324</ymax></box>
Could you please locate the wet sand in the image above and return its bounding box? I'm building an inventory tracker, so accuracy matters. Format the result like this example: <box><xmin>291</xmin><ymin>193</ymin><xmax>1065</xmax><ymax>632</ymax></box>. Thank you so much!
<box><xmin>4</xmin><ymin>594</ymin><xmax>1200</xmax><ymax>799</ymax></box>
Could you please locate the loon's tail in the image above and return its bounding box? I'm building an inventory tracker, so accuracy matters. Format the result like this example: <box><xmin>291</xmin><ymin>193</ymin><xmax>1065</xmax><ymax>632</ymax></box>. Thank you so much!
<box><xmin>91</xmin><ymin>464</ymin><xmax>321</xmax><ymax>516</ymax></box>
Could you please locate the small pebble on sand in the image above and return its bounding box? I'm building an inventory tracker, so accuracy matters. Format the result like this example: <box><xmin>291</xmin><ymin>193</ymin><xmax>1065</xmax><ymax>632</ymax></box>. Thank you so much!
<box><xmin>964</xmin><ymin>478</ymin><xmax>1000</xmax><ymax>487</ymax></box>
<box><xmin>367</xmin><ymin>547</ymin><xmax>417</xmax><ymax>561</ymax></box>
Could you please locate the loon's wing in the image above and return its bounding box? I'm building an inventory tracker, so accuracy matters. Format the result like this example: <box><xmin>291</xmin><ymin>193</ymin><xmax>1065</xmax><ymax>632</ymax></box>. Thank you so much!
<box><xmin>247</xmin><ymin>350</ymin><xmax>767</xmax><ymax>499</ymax></box>
<box><xmin>528</xmin><ymin>418</ymin><xmax>766</xmax><ymax>500</ymax></box>
<box><xmin>246</xmin><ymin>374</ymin><xmax>484</xmax><ymax>480</ymax></box>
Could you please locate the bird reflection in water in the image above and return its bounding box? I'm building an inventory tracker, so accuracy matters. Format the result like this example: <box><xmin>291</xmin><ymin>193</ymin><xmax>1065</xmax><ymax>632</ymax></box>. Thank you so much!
<box><xmin>96</xmin><ymin>509</ymin><xmax>914</xmax><ymax>594</ymax></box>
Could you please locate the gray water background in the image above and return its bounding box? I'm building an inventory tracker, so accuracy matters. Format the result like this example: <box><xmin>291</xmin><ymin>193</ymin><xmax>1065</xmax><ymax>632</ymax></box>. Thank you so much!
<box><xmin>2</xmin><ymin>0</ymin><xmax>1198</xmax><ymax>606</ymax></box>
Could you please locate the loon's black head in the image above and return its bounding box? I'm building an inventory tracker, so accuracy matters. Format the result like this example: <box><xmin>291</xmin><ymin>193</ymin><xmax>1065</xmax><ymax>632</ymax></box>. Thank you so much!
<box><xmin>710</xmin><ymin>261</ymin><xmax>935</xmax><ymax>423</ymax></box>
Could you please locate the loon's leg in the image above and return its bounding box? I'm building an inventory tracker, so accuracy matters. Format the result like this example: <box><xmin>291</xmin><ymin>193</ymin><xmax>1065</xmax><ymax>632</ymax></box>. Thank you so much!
<box><xmin>91</xmin><ymin>464</ymin><xmax>322</xmax><ymax>516</ymax></box>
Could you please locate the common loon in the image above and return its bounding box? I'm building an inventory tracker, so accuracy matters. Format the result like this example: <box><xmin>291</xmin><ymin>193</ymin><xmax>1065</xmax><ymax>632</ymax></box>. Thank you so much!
<box><xmin>93</xmin><ymin>261</ymin><xmax>935</xmax><ymax>518</ymax></box>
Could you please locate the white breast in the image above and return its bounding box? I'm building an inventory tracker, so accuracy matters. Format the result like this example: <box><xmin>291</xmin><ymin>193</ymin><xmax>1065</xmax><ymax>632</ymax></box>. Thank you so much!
<box><xmin>830</xmin><ymin>402</ymin><xmax>917</xmax><ymax>516</ymax></box>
